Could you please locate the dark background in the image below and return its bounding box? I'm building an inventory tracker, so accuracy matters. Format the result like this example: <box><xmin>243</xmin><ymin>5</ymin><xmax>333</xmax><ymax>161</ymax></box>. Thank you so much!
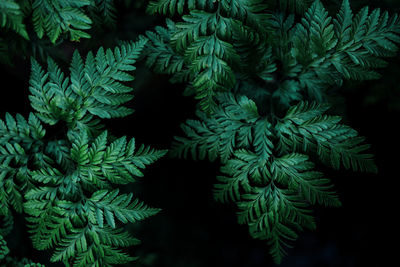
<box><xmin>1</xmin><ymin>0</ymin><xmax>399</xmax><ymax>266</ymax></box>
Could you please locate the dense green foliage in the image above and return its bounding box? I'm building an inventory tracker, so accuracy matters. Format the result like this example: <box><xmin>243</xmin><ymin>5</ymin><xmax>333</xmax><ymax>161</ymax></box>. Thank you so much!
<box><xmin>146</xmin><ymin>0</ymin><xmax>400</xmax><ymax>112</ymax></box>
<box><xmin>1</xmin><ymin>0</ymin><xmax>399</xmax><ymax>266</ymax></box>
<box><xmin>146</xmin><ymin>0</ymin><xmax>400</xmax><ymax>263</ymax></box>
<box><xmin>0</xmin><ymin>0</ymin><xmax>120</xmax><ymax>64</ymax></box>
<box><xmin>0</xmin><ymin>38</ymin><xmax>166</xmax><ymax>266</ymax></box>
<box><xmin>0</xmin><ymin>0</ymin><xmax>117</xmax><ymax>43</ymax></box>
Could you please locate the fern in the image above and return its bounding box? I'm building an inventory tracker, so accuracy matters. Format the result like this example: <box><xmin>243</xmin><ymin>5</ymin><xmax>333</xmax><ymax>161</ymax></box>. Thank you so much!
<box><xmin>147</xmin><ymin>0</ymin><xmax>400</xmax><ymax>110</ymax></box>
<box><xmin>171</xmin><ymin>93</ymin><xmax>260</xmax><ymax>163</ymax></box>
<box><xmin>1</xmin><ymin>0</ymin><xmax>398</xmax><ymax>264</ymax></box>
<box><xmin>30</xmin><ymin>0</ymin><xmax>92</xmax><ymax>43</ymax></box>
<box><xmin>147</xmin><ymin>0</ymin><xmax>216</xmax><ymax>16</ymax></box>
<box><xmin>0</xmin><ymin>0</ymin><xmax>122</xmax><ymax>65</ymax></box>
<box><xmin>146</xmin><ymin>0</ymin><xmax>268</xmax><ymax>112</ymax></box>
<box><xmin>290</xmin><ymin>0</ymin><xmax>400</xmax><ymax>100</ymax></box>
<box><xmin>0</xmin><ymin>0</ymin><xmax>118</xmax><ymax>44</ymax></box>
<box><xmin>0</xmin><ymin>0</ymin><xmax>28</xmax><ymax>39</ymax></box>
<box><xmin>173</xmin><ymin>93</ymin><xmax>375</xmax><ymax>263</ymax></box>
<box><xmin>170</xmin><ymin>9</ymin><xmax>239</xmax><ymax>112</ymax></box>
<box><xmin>276</xmin><ymin>101</ymin><xmax>377</xmax><ymax>172</ymax></box>
<box><xmin>0</xmin><ymin>38</ymin><xmax>167</xmax><ymax>266</ymax></box>
<box><xmin>29</xmin><ymin>37</ymin><xmax>147</xmax><ymax>133</ymax></box>
<box><xmin>146</xmin><ymin>1</ymin><xmax>399</xmax><ymax>261</ymax></box>
<box><xmin>0</xmin><ymin>113</ymin><xmax>46</xmax><ymax>215</ymax></box>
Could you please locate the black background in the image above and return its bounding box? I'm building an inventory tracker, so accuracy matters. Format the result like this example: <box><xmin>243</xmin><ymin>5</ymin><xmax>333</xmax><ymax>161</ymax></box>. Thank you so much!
<box><xmin>1</xmin><ymin>0</ymin><xmax>399</xmax><ymax>266</ymax></box>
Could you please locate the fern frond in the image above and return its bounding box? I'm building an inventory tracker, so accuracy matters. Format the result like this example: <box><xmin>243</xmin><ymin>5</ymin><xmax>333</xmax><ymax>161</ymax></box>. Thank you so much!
<box><xmin>0</xmin><ymin>34</ymin><xmax>169</xmax><ymax>266</ymax></box>
<box><xmin>214</xmin><ymin>149</ymin><xmax>258</xmax><ymax>203</ymax></box>
<box><xmin>31</xmin><ymin>0</ymin><xmax>92</xmax><ymax>43</ymax></box>
<box><xmin>277</xmin><ymin>101</ymin><xmax>377</xmax><ymax>173</ymax></box>
<box><xmin>271</xmin><ymin>153</ymin><xmax>341</xmax><ymax>207</ymax></box>
<box><xmin>147</xmin><ymin>0</ymin><xmax>216</xmax><ymax>16</ymax></box>
<box><xmin>24</xmin><ymin>199</ymin><xmax>72</xmax><ymax>250</ymax></box>
<box><xmin>29</xmin><ymin>38</ymin><xmax>147</xmax><ymax>132</ymax></box>
<box><xmin>25</xmin><ymin>150</ymin><xmax>164</xmax><ymax>265</ymax></box>
<box><xmin>92</xmin><ymin>225</ymin><xmax>141</xmax><ymax>248</ymax></box>
<box><xmin>215</xmin><ymin>147</ymin><xmax>342</xmax><ymax>263</ymax></box>
<box><xmin>231</xmin><ymin>21</ymin><xmax>269</xmax><ymax>75</ymax></box>
<box><xmin>148</xmin><ymin>2</ymin><xmax>256</xmax><ymax>112</ymax></box>
<box><xmin>49</xmin><ymin>226</ymin><xmax>90</xmax><ymax>263</ymax></box>
<box><xmin>149</xmin><ymin>0</ymin><xmax>392</xmax><ymax>264</ymax></box>
<box><xmin>295</xmin><ymin>1</ymin><xmax>337</xmax><ymax>59</ymax></box>
<box><xmin>172</xmin><ymin>93</ymin><xmax>259</xmax><ymax>162</ymax></box>
<box><xmin>0</xmin><ymin>113</ymin><xmax>45</xmax><ymax>149</ymax></box>
<box><xmin>0</xmin><ymin>0</ymin><xmax>28</xmax><ymax>39</ymax></box>
<box><xmin>220</xmin><ymin>0</ymin><xmax>269</xmax><ymax>29</ymax></box>
<box><xmin>189</xmin><ymin>35</ymin><xmax>239</xmax><ymax>112</ymax></box>
<box><xmin>291</xmin><ymin>0</ymin><xmax>400</xmax><ymax>97</ymax></box>
<box><xmin>0</xmin><ymin>113</ymin><xmax>41</xmax><ymax>215</ymax></box>
<box><xmin>176</xmin><ymin>95</ymin><xmax>375</xmax><ymax>263</ymax></box>
<box><xmin>45</xmin><ymin>140</ymin><xmax>73</xmax><ymax>171</ymax></box>
<box><xmin>171</xmin><ymin>10</ymin><xmax>239</xmax><ymax>112</ymax></box>
<box><xmin>88</xmin><ymin>189</ymin><xmax>161</xmax><ymax>228</ymax></box>
<box><xmin>78</xmin><ymin>38</ymin><xmax>146</xmax><ymax>119</ymax></box>
<box><xmin>145</xmin><ymin>22</ymin><xmax>186</xmax><ymax>75</ymax></box>
<box><xmin>29</xmin><ymin>58</ymin><xmax>62</xmax><ymax>125</ymax></box>
<box><xmin>24</xmin><ymin>192</ymin><xmax>158</xmax><ymax>266</ymax></box>
<box><xmin>237</xmin><ymin>184</ymin><xmax>311</xmax><ymax>264</ymax></box>
<box><xmin>70</xmin><ymin>131</ymin><xmax>167</xmax><ymax>188</ymax></box>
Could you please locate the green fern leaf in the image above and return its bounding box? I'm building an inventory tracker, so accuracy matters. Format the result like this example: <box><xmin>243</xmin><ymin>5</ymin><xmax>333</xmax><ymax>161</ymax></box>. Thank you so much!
<box><xmin>147</xmin><ymin>0</ymin><xmax>216</xmax><ymax>16</ymax></box>
<box><xmin>271</xmin><ymin>153</ymin><xmax>341</xmax><ymax>207</ymax></box>
<box><xmin>277</xmin><ymin>101</ymin><xmax>378</xmax><ymax>173</ymax></box>
<box><xmin>29</xmin><ymin>38</ymin><xmax>147</xmax><ymax>132</ymax></box>
<box><xmin>32</xmin><ymin>0</ymin><xmax>92</xmax><ymax>43</ymax></box>
<box><xmin>88</xmin><ymin>189</ymin><xmax>161</xmax><ymax>228</ymax></box>
<box><xmin>172</xmin><ymin>93</ymin><xmax>259</xmax><ymax>162</ymax></box>
<box><xmin>0</xmin><ymin>0</ymin><xmax>28</xmax><ymax>39</ymax></box>
<box><xmin>0</xmin><ymin>112</ymin><xmax>47</xmax><ymax>216</ymax></box>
